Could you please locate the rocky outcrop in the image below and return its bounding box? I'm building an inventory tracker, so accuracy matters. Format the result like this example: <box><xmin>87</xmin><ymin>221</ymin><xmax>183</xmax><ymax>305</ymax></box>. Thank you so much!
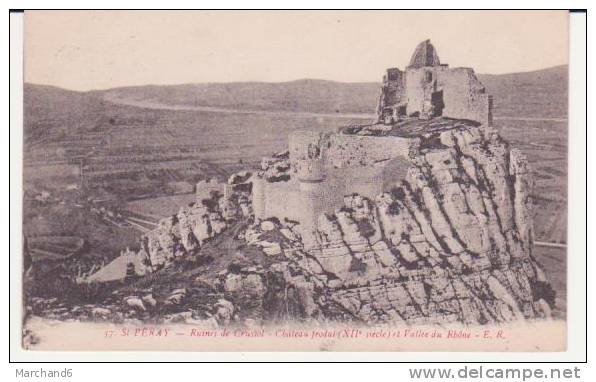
<box><xmin>259</xmin><ymin>150</ymin><xmax>291</xmax><ymax>182</ymax></box>
<box><xmin>141</xmin><ymin>191</ymin><xmax>253</xmax><ymax>269</ymax></box>
<box><xmin>83</xmin><ymin>124</ymin><xmax>552</xmax><ymax>327</ymax></box>
<box><xmin>240</xmin><ymin>125</ymin><xmax>553</xmax><ymax>325</ymax></box>
<box><xmin>141</xmin><ymin>202</ymin><xmax>223</xmax><ymax>269</ymax></box>
<box><xmin>85</xmin><ymin>172</ymin><xmax>252</xmax><ymax>281</ymax></box>
<box><xmin>138</xmin><ymin>173</ymin><xmax>256</xmax><ymax>270</ymax></box>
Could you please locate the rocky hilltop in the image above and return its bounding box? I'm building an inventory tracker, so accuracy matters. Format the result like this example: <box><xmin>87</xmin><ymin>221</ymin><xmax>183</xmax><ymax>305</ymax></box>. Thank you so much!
<box><xmin>71</xmin><ymin>121</ymin><xmax>553</xmax><ymax>327</ymax></box>
<box><xmin>229</xmin><ymin>123</ymin><xmax>553</xmax><ymax>324</ymax></box>
<box><xmin>30</xmin><ymin>40</ymin><xmax>554</xmax><ymax>328</ymax></box>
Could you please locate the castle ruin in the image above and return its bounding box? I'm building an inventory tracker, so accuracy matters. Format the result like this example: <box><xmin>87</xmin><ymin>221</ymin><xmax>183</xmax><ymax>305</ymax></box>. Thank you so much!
<box><xmin>376</xmin><ymin>39</ymin><xmax>493</xmax><ymax>126</ymax></box>
<box><xmin>80</xmin><ymin>39</ymin><xmax>552</xmax><ymax>328</ymax></box>
<box><xmin>252</xmin><ymin>40</ymin><xmax>494</xmax><ymax>244</ymax></box>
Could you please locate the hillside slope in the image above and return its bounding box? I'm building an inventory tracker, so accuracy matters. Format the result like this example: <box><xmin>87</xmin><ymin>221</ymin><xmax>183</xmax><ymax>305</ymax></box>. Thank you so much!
<box><xmin>95</xmin><ymin>65</ymin><xmax>567</xmax><ymax>118</ymax></box>
<box><xmin>24</xmin><ymin>84</ymin><xmax>121</xmax><ymax>146</ymax></box>
<box><xmin>99</xmin><ymin>80</ymin><xmax>380</xmax><ymax>115</ymax></box>
<box><xmin>478</xmin><ymin>65</ymin><xmax>567</xmax><ymax>118</ymax></box>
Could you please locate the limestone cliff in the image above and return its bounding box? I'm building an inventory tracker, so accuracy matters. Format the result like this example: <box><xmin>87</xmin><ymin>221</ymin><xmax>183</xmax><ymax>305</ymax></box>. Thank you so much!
<box><xmin>141</xmin><ymin>186</ymin><xmax>252</xmax><ymax>270</ymax></box>
<box><xmin>87</xmin><ymin>125</ymin><xmax>552</xmax><ymax>326</ymax></box>
<box><xmin>237</xmin><ymin>125</ymin><xmax>553</xmax><ymax>325</ymax></box>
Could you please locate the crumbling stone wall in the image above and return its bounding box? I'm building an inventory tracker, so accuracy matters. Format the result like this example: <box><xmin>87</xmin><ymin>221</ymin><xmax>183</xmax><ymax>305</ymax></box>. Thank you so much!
<box><xmin>255</xmin><ymin>130</ymin><xmax>415</xmax><ymax>236</ymax></box>
<box><xmin>405</xmin><ymin>67</ymin><xmax>492</xmax><ymax>126</ymax></box>
<box><xmin>376</xmin><ymin>68</ymin><xmax>406</xmax><ymax>123</ymax></box>
<box><xmin>252</xmin><ymin>178</ymin><xmax>304</xmax><ymax>224</ymax></box>
<box><xmin>326</xmin><ymin>134</ymin><xmax>414</xmax><ymax>167</ymax></box>
<box><xmin>289</xmin><ymin>130</ymin><xmax>414</xmax><ymax>169</ymax></box>
<box><xmin>376</xmin><ymin>40</ymin><xmax>493</xmax><ymax>127</ymax></box>
<box><xmin>253</xmin><ymin>168</ymin><xmax>386</xmax><ymax>239</ymax></box>
<box><xmin>435</xmin><ymin>67</ymin><xmax>492</xmax><ymax>126</ymax></box>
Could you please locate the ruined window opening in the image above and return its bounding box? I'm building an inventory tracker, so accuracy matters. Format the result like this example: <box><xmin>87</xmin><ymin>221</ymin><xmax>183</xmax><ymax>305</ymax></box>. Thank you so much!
<box><xmin>431</xmin><ymin>90</ymin><xmax>444</xmax><ymax>117</ymax></box>
<box><xmin>397</xmin><ymin>104</ymin><xmax>407</xmax><ymax>116</ymax></box>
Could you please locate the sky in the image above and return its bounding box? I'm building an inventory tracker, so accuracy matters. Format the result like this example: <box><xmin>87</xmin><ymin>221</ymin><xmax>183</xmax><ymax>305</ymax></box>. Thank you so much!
<box><xmin>24</xmin><ymin>10</ymin><xmax>569</xmax><ymax>91</ymax></box>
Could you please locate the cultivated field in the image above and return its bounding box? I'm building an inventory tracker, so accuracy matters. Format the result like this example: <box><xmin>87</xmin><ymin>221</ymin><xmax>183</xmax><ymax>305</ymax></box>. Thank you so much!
<box><xmin>124</xmin><ymin>193</ymin><xmax>198</xmax><ymax>221</ymax></box>
<box><xmin>27</xmin><ymin>236</ymin><xmax>85</xmax><ymax>262</ymax></box>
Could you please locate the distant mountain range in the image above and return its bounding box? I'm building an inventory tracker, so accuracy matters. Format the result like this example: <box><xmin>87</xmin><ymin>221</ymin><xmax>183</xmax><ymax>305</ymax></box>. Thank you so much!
<box><xmin>24</xmin><ymin>65</ymin><xmax>567</xmax><ymax>144</ymax></box>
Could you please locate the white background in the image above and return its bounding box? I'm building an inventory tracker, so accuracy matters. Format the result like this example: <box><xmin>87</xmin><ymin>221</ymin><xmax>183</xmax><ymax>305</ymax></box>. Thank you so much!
<box><xmin>2</xmin><ymin>1</ymin><xmax>591</xmax><ymax>380</ymax></box>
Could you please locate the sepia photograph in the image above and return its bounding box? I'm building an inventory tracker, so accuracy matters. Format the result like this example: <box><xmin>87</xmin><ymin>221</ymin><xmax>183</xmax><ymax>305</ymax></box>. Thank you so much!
<box><xmin>18</xmin><ymin>10</ymin><xmax>570</xmax><ymax>352</ymax></box>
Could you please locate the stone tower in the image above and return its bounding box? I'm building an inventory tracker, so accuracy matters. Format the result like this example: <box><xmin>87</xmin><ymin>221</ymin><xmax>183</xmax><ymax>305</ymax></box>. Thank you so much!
<box><xmin>296</xmin><ymin>150</ymin><xmax>327</xmax><ymax>246</ymax></box>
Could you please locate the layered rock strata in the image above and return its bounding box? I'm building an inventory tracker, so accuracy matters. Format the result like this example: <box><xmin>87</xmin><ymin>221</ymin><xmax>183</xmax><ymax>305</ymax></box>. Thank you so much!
<box><xmin>90</xmin><ymin>126</ymin><xmax>552</xmax><ymax>326</ymax></box>
<box><xmin>239</xmin><ymin>125</ymin><xmax>553</xmax><ymax>325</ymax></box>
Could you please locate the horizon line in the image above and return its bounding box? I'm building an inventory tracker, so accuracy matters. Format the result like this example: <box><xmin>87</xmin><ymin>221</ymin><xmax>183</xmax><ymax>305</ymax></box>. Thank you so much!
<box><xmin>24</xmin><ymin>64</ymin><xmax>568</xmax><ymax>93</ymax></box>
